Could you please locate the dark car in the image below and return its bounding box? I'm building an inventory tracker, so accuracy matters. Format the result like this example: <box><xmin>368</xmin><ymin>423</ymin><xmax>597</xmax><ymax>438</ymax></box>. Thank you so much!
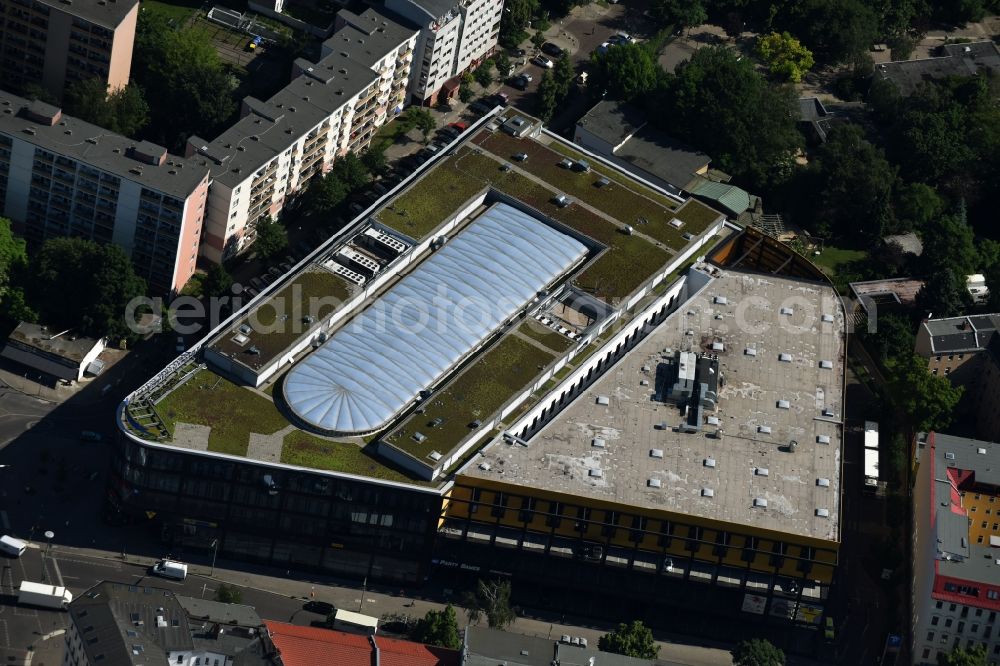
<box><xmin>510</xmin><ymin>47</ymin><xmax>527</xmax><ymax>57</ymax></box>
<box><xmin>541</xmin><ymin>42</ymin><xmax>563</xmax><ymax>57</ymax></box>
<box><xmin>486</xmin><ymin>93</ymin><xmax>508</xmax><ymax>107</ymax></box>
<box><xmin>303</xmin><ymin>600</ymin><xmax>335</xmax><ymax>616</ymax></box>
<box><xmin>511</xmin><ymin>74</ymin><xmax>531</xmax><ymax>90</ymax></box>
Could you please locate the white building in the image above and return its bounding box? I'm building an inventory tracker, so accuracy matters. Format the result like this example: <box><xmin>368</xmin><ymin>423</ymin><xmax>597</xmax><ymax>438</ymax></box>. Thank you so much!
<box><xmin>187</xmin><ymin>9</ymin><xmax>416</xmax><ymax>262</ymax></box>
<box><xmin>912</xmin><ymin>432</ymin><xmax>1000</xmax><ymax>666</ymax></box>
<box><xmin>386</xmin><ymin>0</ymin><xmax>502</xmax><ymax>106</ymax></box>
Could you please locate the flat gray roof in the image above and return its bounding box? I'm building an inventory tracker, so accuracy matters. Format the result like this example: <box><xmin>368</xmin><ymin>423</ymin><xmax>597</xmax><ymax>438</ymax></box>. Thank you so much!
<box><xmin>0</xmin><ymin>92</ymin><xmax>208</xmax><ymax>199</ymax></box>
<box><xmin>876</xmin><ymin>41</ymin><xmax>1000</xmax><ymax>96</ymax></box>
<box><xmin>613</xmin><ymin>126</ymin><xmax>710</xmax><ymax>192</ymax></box>
<box><xmin>464</xmin><ymin>627</ymin><xmax>684</xmax><ymax>666</ymax></box>
<box><xmin>921</xmin><ymin>314</ymin><xmax>1000</xmax><ymax>354</ymax></box>
<box><xmin>467</xmin><ymin>266</ymin><xmax>846</xmax><ymax>542</ymax></box>
<box><xmin>6</xmin><ymin>322</ymin><xmax>101</xmax><ymax>362</ymax></box>
<box><xmin>37</xmin><ymin>0</ymin><xmax>137</xmax><ymax>29</ymax></box>
<box><xmin>577</xmin><ymin>100</ymin><xmax>647</xmax><ymax>148</ymax></box>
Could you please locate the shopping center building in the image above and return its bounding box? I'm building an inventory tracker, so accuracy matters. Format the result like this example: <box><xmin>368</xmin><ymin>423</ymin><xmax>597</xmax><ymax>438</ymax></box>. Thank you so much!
<box><xmin>113</xmin><ymin>109</ymin><xmax>843</xmax><ymax>630</ymax></box>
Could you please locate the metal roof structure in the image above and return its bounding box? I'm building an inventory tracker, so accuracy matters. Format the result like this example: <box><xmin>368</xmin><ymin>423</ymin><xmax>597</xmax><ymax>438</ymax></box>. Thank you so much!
<box><xmin>283</xmin><ymin>203</ymin><xmax>587</xmax><ymax>434</ymax></box>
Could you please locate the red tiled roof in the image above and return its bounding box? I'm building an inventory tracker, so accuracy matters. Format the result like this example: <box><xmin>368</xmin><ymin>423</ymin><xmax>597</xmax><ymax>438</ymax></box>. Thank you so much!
<box><xmin>264</xmin><ymin>621</ymin><xmax>460</xmax><ymax>666</ymax></box>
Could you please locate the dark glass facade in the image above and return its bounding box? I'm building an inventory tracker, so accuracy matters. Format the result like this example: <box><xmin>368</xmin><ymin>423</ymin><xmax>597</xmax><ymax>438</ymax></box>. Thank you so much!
<box><xmin>107</xmin><ymin>436</ymin><xmax>443</xmax><ymax>584</ymax></box>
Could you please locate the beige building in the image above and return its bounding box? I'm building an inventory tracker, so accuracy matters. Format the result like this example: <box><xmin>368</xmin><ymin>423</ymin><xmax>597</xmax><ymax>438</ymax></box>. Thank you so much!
<box><xmin>915</xmin><ymin>314</ymin><xmax>1000</xmax><ymax>442</ymax></box>
<box><xmin>0</xmin><ymin>0</ymin><xmax>138</xmax><ymax>100</ymax></box>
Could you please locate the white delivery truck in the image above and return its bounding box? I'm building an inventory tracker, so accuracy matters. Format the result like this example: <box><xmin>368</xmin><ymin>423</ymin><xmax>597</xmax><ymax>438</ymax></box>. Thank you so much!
<box><xmin>151</xmin><ymin>559</ymin><xmax>188</xmax><ymax>580</ymax></box>
<box><xmin>18</xmin><ymin>581</ymin><xmax>72</xmax><ymax>609</ymax></box>
<box><xmin>0</xmin><ymin>535</ymin><xmax>26</xmax><ymax>557</ymax></box>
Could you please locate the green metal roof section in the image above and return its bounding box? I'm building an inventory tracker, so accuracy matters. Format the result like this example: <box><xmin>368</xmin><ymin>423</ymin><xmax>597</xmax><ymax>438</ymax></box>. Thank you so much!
<box><xmin>689</xmin><ymin>179</ymin><xmax>752</xmax><ymax>216</ymax></box>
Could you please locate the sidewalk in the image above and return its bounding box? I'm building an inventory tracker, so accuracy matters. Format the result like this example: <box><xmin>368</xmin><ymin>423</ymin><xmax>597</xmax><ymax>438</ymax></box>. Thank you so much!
<box><xmin>58</xmin><ymin>542</ymin><xmax>735</xmax><ymax>665</ymax></box>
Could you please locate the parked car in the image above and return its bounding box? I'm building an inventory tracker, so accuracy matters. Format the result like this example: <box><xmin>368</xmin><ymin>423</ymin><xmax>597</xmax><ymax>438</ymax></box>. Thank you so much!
<box><xmin>511</xmin><ymin>74</ymin><xmax>531</xmax><ymax>90</ymax></box>
<box><xmin>541</xmin><ymin>42</ymin><xmax>563</xmax><ymax>57</ymax></box>
<box><xmin>510</xmin><ymin>47</ymin><xmax>527</xmax><ymax>57</ymax></box>
<box><xmin>486</xmin><ymin>93</ymin><xmax>508</xmax><ymax>106</ymax></box>
<box><xmin>468</xmin><ymin>100</ymin><xmax>492</xmax><ymax>114</ymax></box>
<box><xmin>304</xmin><ymin>600</ymin><xmax>336</xmax><ymax>616</ymax></box>
<box><xmin>512</xmin><ymin>152</ymin><xmax>528</xmax><ymax>162</ymax></box>
<box><xmin>449</xmin><ymin>121</ymin><xmax>469</xmax><ymax>130</ymax></box>
<box><xmin>532</xmin><ymin>55</ymin><xmax>554</xmax><ymax>68</ymax></box>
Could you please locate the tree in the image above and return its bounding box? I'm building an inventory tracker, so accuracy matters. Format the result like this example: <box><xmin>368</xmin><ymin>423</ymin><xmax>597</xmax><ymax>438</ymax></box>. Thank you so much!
<box><xmin>499</xmin><ymin>0</ymin><xmax>539</xmax><ymax>48</ymax></box>
<box><xmin>361</xmin><ymin>145</ymin><xmax>389</xmax><ymax>177</ymax></box>
<box><xmin>887</xmin><ymin>352</ymin><xmax>963</xmax><ymax>431</ymax></box>
<box><xmin>598</xmin><ymin>620</ymin><xmax>659</xmax><ymax>659</ymax></box>
<box><xmin>658</xmin><ymin>47</ymin><xmax>800</xmax><ymax>186</ymax></box>
<box><xmin>553</xmin><ymin>53</ymin><xmax>574</xmax><ymax>98</ymax></box>
<box><xmin>938</xmin><ymin>644</ymin><xmax>988</xmax><ymax>666</ymax></box>
<box><xmin>893</xmin><ymin>182</ymin><xmax>944</xmax><ymax>233</ymax></box>
<box><xmin>0</xmin><ymin>217</ymin><xmax>27</xmax><ymax>295</ymax></box>
<box><xmin>916</xmin><ymin>269</ymin><xmax>966</xmax><ymax>319</ymax></box>
<box><xmin>776</xmin><ymin>0</ymin><xmax>878</xmax><ymax>65</ymax></box>
<box><xmin>862</xmin><ymin>312</ymin><xmax>915</xmax><ymax>364</ymax></box>
<box><xmin>474</xmin><ymin>60</ymin><xmax>494</xmax><ymax>87</ymax></box>
<box><xmin>459</xmin><ymin>83</ymin><xmax>474</xmax><ymax>103</ymax></box>
<box><xmin>411</xmin><ymin>605</ymin><xmax>461</xmax><ymax>649</ymax></box>
<box><xmin>536</xmin><ymin>71</ymin><xmax>559</xmax><ymax>121</ymax></box>
<box><xmin>215</xmin><ymin>583</ymin><xmax>242</xmax><ymax>604</ymax></box>
<box><xmin>463</xmin><ymin>578</ymin><xmax>515</xmax><ymax>629</ymax></box>
<box><xmin>29</xmin><ymin>238</ymin><xmax>146</xmax><ymax>341</ymax></box>
<box><xmin>253</xmin><ymin>216</ymin><xmax>288</xmax><ymax>260</ymax></box>
<box><xmin>331</xmin><ymin>152</ymin><xmax>369</xmax><ymax>191</ymax></box>
<box><xmin>590</xmin><ymin>43</ymin><xmax>659</xmax><ymax>101</ymax></box>
<box><xmin>132</xmin><ymin>13</ymin><xmax>236</xmax><ymax>150</ymax></box>
<box><xmin>201</xmin><ymin>263</ymin><xmax>233</xmax><ymax>299</ymax></box>
<box><xmin>651</xmin><ymin>0</ymin><xmax>707</xmax><ymax>31</ymax></box>
<box><xmin>64</xmin><ymin>78</ymin><xmax>150</xmax><ymax>137</ymax></box>
<box><xmin>494</xmin><ymin>52</ymin><xmax>511</xmax><ymax>78</ymax></box>
<box><xmin>531</xmin><ymin>30</ymin><xmax>546</xmax><ymax>49</ymax></box>
<box><xmin>304</xmin><ymin>172</ymin><xmax>349</xmax><ymax>217</ymax></box>
<box><xmin>920</xmin><ymin>209</ymin><xmax>979</xmax><ymax>281</ymax></box>
<box><xmin>757</xmin><ymin>32</ymin><xmax>814</xmax><ymax>83</ymax></box>
<box><xmin>401</xmin><ymin>107</ymin><xmax>436</xmax><ymax>143</ymax></box>
<box><xmin>810</xmin><ymin>125</ymin><xmax>897</xmax><ymax>242</ymax></box>
<box><xmin>732</xmin><ymin>638</ymin><xmax>785</xmax><ymax>666</ymax></box>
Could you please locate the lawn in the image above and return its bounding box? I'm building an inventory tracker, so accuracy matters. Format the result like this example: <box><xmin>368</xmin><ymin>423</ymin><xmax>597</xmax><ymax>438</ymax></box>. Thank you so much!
<box><xmin>517</xmin><ymin>321</ymin><xmax>575</xmax><ymax>353</ymax></box>
<box><xmin>384</xmin><ymin>334</ymin><xmax>556</xmax><ymax>462</ymax></box>
<box><xmin>156</xmin><ymin>369</ymin><xmax>288</xmax><ymax>456</ymax></box>
<box><xmin>380</xmin><ymin>156</ymin><xmax>487</xmax><ymax>240</ymax></box>
<box><xmin>477</xmin><ymin>133</ymin><xmax>696</xmax><ymax>249</ymax></box>
<box><xmin>453</xmin><ymin>150</ymin><xmax>673</xmax><ymax>301</ymax></box>
<box><xmin>812</xmin><ymin>246</ymin><xmax>867</xmax><ymax>277</ymax></box>
<box><xmin>140</xmin><ymin>0</ymin><xmax>200</xmax><ymax>25</ymax></box>
<box><xmin>209</xmin><ymin>268</ymin><xmax>353</xmax><ymax>368</ymax></box>
<box><xmin>281</xmin><ymin>431</ymin><xmax>425</xmax><ymax>484</ymax></box>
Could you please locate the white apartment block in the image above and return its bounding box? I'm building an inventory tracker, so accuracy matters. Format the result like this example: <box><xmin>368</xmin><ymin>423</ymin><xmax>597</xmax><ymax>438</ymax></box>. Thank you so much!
<box><xmin>386</xmin><ymin>0</ymin><xmax>502</xmax><ymax>105</ymax></box>
<box><xmin>0</xmin><ymin>95</ymin><xmax>209</xmax><ymax>293</ymax></box>
<box><xmin>188</xmin><ymin>9</ymin><xmax>416</xmax><ymax>263</ymax></box>
<box><xmin>912</xmin><ymin>432</ymin><xmax>1000</xmax><ymax>666</ymax></box>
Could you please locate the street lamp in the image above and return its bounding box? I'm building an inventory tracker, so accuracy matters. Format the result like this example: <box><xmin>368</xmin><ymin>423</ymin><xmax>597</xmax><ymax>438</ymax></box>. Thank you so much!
<box><xmin>40</xmin><ymin>530</ymin><xmax>54</xmax><ymax>582</ymax></box>
<box><xmin>209</xmin><ymin>538</ymin><xmax>219</xmax><ymax>576</ymax></box>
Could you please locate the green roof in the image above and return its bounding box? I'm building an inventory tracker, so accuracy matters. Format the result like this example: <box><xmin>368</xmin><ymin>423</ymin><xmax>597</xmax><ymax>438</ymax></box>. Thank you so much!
<box><xmin>688</xmin><ymin>179</ymin><xmax>751</xmax><ymax>216</ymax></box>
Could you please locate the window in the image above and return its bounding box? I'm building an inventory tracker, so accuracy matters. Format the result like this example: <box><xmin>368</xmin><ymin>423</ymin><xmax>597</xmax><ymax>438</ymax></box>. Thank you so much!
<box><xmin>922</xmin><ymin>649</ymin><xmax>930</xmax><ymax>659</ymax></box>
<box><xmin>972</xmin><ymin>624</ymin><xmax>979</xmax><ymax>633</ymax></box>
<box><xmin>958</xmin><ymin>622</ymin><xmax>965</xmax><ymax>633</ymax></box>
<box><xmin>937</xmin><ymin>601</ymin><xmax>944</xmax><ymax>610</ymax></box>
<box><xmin>927</xmin><ymin>631</ymin><xmax>935</xmax><ymax>641</ymax></box>
<box><xmin>988</xmin><ymin>590</ymin><xmax>999</xmax><ymax>601</ymax></box>
<box><xmin>946</xmin><ymin>619</ymin><xmax>953</xmax><ymax>628</ymax></box>
<box><xmin>932</xmin><ymin>616</ymin><xmax>940</xmax><ymax>626</ymax></box>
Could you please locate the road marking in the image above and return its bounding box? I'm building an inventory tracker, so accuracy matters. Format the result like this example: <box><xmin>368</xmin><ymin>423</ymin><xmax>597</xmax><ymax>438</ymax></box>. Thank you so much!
<box><xmin>0</xmin><ymin>512</ymin><xmax>7</xmax><ymax>530</ymax></box>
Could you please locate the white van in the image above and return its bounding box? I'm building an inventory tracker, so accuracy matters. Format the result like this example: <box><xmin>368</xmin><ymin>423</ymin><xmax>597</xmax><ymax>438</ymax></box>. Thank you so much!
<box><xmin>151</xmin><ymin>559</ymin><xmax>188</xmax><ymax>580</ymax></box>
<box><xmin>0</xmin><ymin>535</ymin><xmax>26</xmax><ymax>557</ymax></box>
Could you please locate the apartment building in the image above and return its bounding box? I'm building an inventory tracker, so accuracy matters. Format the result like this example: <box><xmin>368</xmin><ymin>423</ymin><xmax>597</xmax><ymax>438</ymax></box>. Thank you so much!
<box><xmin>0</xmin><ymin>93</ymin><xmax>209</xmax><ymax>293</ymax></box>
<box><xmin>64</xmin><ymin>581</ymin><xmax>276</xmax><ymax>665</ymax></box>
<box><xmin>385</xmin><ymin>0</ymin><xmax>502</xmax><ymax>106</ymax></box>
<box><xmin>915</xmin><ymin>313</ymin><xmax>1000</xmax><ymax>441</ymax></box>
<box><xmin>912</xmin><ymin>432</ymin><xmax>1000</xmax><ymax>666</ymax></box>
<box><xmin>0</xmin><ymin>0</ymin><xmax>138</xmax><ymax>100</ymax></box>
<box><xmin>188</xmin><ymin>8</ymin><xmax>416</xmax><ymax>262</ymax></box>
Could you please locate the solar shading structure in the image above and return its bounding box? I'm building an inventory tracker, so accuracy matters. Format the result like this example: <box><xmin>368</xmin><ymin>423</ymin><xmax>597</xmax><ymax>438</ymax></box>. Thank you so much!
<box><xmin>283</xmin><ymin>204</ymin><xmax>588</xmax><ymax>434</ymax></box>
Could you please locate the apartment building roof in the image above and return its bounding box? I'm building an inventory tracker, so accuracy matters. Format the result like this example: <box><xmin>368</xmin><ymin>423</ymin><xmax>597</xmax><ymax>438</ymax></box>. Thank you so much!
<box><xmin>577</xmin><ymin>100</ymin><xmax>647</xmax><ymax>148</ymax></box>
<box><xmin>466</xmin><ymin>265</ymin><xmax>846</xmax><ymax>542</ymax></box>
<box><xmin>36</xmin><ymin>0</ymin><xmax>138</xmax><ymax>30</ymax></box>
<box><xmin>920</xmin><ymin>313</ymin><xmax>1000</xmax><ymax>354</ymax></box>
<box><xmin>875</xmin><ymin>41</ymin><xmax>1000</xmax><ymax>96</ymax></box>
<box><xmin>264</xmin><ymin>622</ymin><xmax>459</xmax><ymax>666</ymax></box>
<box><xmin>919</xmin><ymin>432</ymin><xmax>1000</xmax><ymax>606</ymax></box>
<box><xmin>464</xmin><ymin>627</ymin><xmax>684</xmax><ymax>666</ymax></box>
<box><xmin>7</xmin><ymin>322</ymin><xmax>101</xmax><ymax>363</ymax></box>
<box><xmin>390</xmin><ymin>0</ymin><xmax>460</xmax><ymax>23</ymax></box>
<box><xmin>0</xmin><ymin>92</ymin><xmax>208</xmax><ymax>199</ymax></box>
<box><xmin>190</xmin><ymin>8</ymin><xmax>415</xmax><ymax>189</ymax></box>
<box><xmin>330</xmin><ymin>8</ymin><xmax>416</xmax><ymax>69</ymax></box>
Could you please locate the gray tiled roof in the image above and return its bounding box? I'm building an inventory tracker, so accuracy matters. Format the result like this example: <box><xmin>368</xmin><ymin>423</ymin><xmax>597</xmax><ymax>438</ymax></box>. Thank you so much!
<box><xmin>875</xmin><ymin>41</ymin><xmax>1000</xmax><ymax>96</ymax></box>
<box><xmin>577</xmin><ymin>100</ymin><xmax>647</xmax><ymax>148</ymax></box>
<box><xmin>922</xmin><ymin>314</ymin><xmax>1000</xmax><ymax>354</ymax></box>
